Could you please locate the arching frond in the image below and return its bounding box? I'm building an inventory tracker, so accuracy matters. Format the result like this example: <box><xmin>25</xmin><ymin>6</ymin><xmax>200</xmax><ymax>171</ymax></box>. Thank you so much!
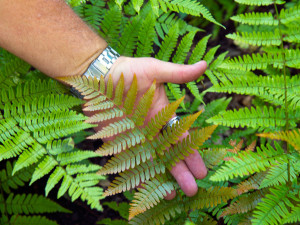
<box><xmin>129</xmin><ymin>176</ymin><xmax>177</xmax><ymax>219</ymax></box>
<box><xmin>206</xmin><ymin>106</ymin><xmax>299</xmax><ymax>129</ymax></box>
<box><xmin>220</xmin><ymin>49</ymin><xmax>300</xmax><ymax>71</ymax></box>
<box><xmin>279</xmin><ymin>4</ymin><xmax>300</xmax><ymax>25</ymax></box>
<box><xmin>4</xmin><ymin>193</ymin><xmax>71</xmax><ymax>214</ymax></box>
<box><xmin>227</xmin><ymin>31</ymin><xmax>281</xmax><ymax>46</ymax></box>
<box><xmin>234</xmin><ymin>0</ymin><xmax>285</xmax><ymax>6</ymax></box>
<box><xmin>252</xmin><ymin>185</ymin><xmax>299</xmax><ymax>225</ymax></box>
<box><xmin>237</xmin><ymin>172</ymin><xmax>267</xmax><ymax>194</ymax></box>
<box><xmin>0</xmin><ymin>161</ymin><xmax>33</xmax><ymax>194</ymax></box>
<box><xmin>231</xmin><ymin>12</ymin><xmax>278</xmax><ymax>25</ymax></box>
<box><xmin>257</xmin><ymin>129</ymin><xmax>300</xmax><ymax>152</ymax></box>
<box><xmin>210</xmin><ymin>143</ymin><xmax>286</xmax><ymax>181</ymax></box>
<box><xmin>260</xmin><ymin>161</ymin><xmax>299</xmax><ymax>188</ymax></box>
<box><xmin>221</xmin><ymin>191</ymin><xmax>264</xmax><ymax>217</ymax></box>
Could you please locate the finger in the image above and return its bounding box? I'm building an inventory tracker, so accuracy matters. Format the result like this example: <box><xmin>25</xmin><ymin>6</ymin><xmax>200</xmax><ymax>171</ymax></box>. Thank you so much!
<box><xmin>164</xmin><ymin>190</ymin><xmax>176</xmax><ymax>200</ymax></box>
<box><xmin>180</xmin><ymin>132</ymin><xmax>207</xmax><ymax>179</ymax></box>
<box><xmin>148</xmin><ymin>58</ymin><xmax>207</xmax><ymax>84</ymax></box>
<box><xmin>170</xmin><ymin>160</ymin><xmax>198</xmax><ymax>197</ymax></box>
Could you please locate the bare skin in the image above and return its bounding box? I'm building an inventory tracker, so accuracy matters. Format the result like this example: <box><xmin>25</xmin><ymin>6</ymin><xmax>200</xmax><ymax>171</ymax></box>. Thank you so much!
<box><xmin>0</xmin><ymin>0</ymin><xmax>207</xmax><ymax>199</ymax></box>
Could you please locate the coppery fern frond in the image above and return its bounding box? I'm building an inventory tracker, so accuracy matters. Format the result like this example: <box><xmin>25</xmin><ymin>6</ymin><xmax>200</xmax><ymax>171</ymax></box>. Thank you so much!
<box><xmin>257</xmin><ymin>129</ymin><xmax>300</xmax><ymax>152</ymax></box>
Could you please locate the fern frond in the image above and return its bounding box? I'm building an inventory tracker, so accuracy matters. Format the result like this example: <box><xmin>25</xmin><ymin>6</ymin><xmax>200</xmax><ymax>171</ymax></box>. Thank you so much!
<box><xmin>279</xmin><ymin>4</ymin><xmax>300</xmax><ymax>25</ymax></box>
<box><xmin>129</xmin><ymin>176</ymin><xmax>177</xmax><ymax>219</ymax></box>
<box><xmin>227</xmin><ymin>31</ymin><xmax>281</xmax><ymax>46</ymax></box>
<box><xmin>0</xmin><ymin>129</ymin><xmax>35</xmax><ymax>161</ymax></box>
<box><xmin>162</xmin><ymin>124</ymin><xmax>217</xmax><ymax>170</ymax></box>
<box><xmin>210</xmin><ymin>143</ymin><xmax>286</xmax><ymax>181</ymax></box>
<box><xmin>252</xmin><ymin>185</ymin><xmax>298</xmax><ymax>225</ymax></box>
<box><xmin>104</xmin><ymin>160</ymin><xmax>165</xmax><ymax>196</ymax></box>
<box><xmin>129</xmin><ymin>187</ymin><xmax>237</xmax><ymax>224</ymax></box>
<box><xmin>203</xmin><ymin>148</ymin><xmax>227</xmax><ymax>169</ymax></box>
<box><xmin>221</xmin><ymin>191</ymin><xmax>264</xmax><ymax>217</ymax></box>
<box><xmin>6</xmin><ymin>215</ymin><xmax>59</xmax><ymax>225</ymax></box>
<box><xmin>260</xmin><ymin>161</ymin><xmax>299</xmax><ymax>188</ymax></box>
<box><xmin>237</xmin><ymin>172</ymin><xmax>267</xmax><ymax>194</ymax></box>
<box><xmin>282</xmin><ymin>204</ymin><xmax>300</xmax><ymax>224</ymax></box>
<box><xmin>117</xmin><ymin>16</ymin><xmax>142</xmax><ymax>56</ymax></box>
<box><xmin>208</xmin><ymin>75</ymin><xmax>300</xmax><ymax>109</ymax></box>
<box><xmin>0</xmin><ymin>79</ymin><xmax>67</xmax><ymax>109</ymax></box>
<box><xmin>0</xmin><ymin>161</ymin><xmax>33</xmax><ymax>194</ymax></box>
<box><xmin>135</xmin><ymin>11</ymin><xmax>156</xmax><ymax>57</ymax></box>
<box><xmin>99</xmin><ymin>4</ymin><xmax>122</xmax><ymax>48</ymax></box>
<box><xmin>203</xmin><ymin>45</ymin><xmax>221</xmax><ymax>65</ymax></box>
<box><xmin>4</xmin><ymin>193</ymin><xmax>71</xmax><ymax>214</ymax></box>
<box><xmin>231</xmin><ymin>12</ymin><xmax>278</xmax><ymax>25</ymax></box>
<box><xmin>220</xmin><ymin>49</ymin><xmax>300</xmax><ymax>71</ymax></box>
<box><xmin>159</xmin><ymin>0</ymin><xmax>224</xmax><ymax>28</ymax></box>
<box><xmin>155</xmin><ymin>23</ymin><xmax>179</xmax><ymax>61</ymax></box>
<box><xmin>85</xmin><ymin>108</ymin><xmax>124</xmax><ymax>123</ymax></box>
<box><xmin>172</xmin><ymin>31</ymin><xmax>197</xmax><ymax>64</ymax></box>
<box><xmin>188</xmin><ymin>35</ymin><xmax>211</xmax><ymax>64</ymax></box>
<box><xmin>99</xmin><ymin>98</ymin><xmax>183</xmax><ymax>174</ymax></box>
<box><xmin>234</xmin><ymin>0</ymin><xmax>285</xmax><ymax>6</ymax></box>
<box><xmin>257</xmin><ymin>129</ymin><xmax>300</xmax><ymax>152</ymax></box>
<box><xmin>206</xmin><ymin>106</ymin><xmax>299</xmax><ymax>129</ymax></box>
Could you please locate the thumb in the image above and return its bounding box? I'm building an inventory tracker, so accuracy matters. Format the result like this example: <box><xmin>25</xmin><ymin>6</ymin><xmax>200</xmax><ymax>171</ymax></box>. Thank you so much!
<box><xmin>149</xmin><ymin>59</ymin><xmax>207</xmax><ymax>84</ymax></box>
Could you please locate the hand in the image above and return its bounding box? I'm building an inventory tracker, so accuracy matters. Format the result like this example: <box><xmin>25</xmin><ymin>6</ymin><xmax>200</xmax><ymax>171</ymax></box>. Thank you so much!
<box><xmin>90</xmin><ymin>56</ymin><xmax>208</xmax><ymax>199</ymax></box>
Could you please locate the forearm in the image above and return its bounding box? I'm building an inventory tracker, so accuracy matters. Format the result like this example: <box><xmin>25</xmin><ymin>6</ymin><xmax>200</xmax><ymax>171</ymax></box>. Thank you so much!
<box><xmin>0</xmin><ymin>0</ymin><xmax>107</xmax><ymax>78</ymax></box>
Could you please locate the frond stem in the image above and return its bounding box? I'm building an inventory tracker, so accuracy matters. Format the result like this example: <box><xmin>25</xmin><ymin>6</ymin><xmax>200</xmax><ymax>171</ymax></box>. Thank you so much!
<box><xmin>273</xmin><ymin>1</ymin><xmax>291</xmax><ymax>185</ymax></box>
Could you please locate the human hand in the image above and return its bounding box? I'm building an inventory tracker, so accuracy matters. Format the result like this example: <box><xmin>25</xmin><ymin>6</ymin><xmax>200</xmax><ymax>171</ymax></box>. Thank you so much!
<box><xmin>88</xmin><ymin>56</ymin><xmax>207</xmax><ymax>199</ymax></box>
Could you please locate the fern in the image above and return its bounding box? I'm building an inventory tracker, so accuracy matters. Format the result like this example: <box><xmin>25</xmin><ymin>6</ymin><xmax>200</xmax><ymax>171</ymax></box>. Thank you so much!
<box><xmin>252</xmin><ymin>185</ymin><xmax>299</xmax><ymax>225</ymax></box>
<box><xmin>210</xmin><ymin>142</ymin><xmax>286</xmax><ymax>181</ymax></box>
<box><xmin>62</xmin><ymin>72</ymin><xmax>218</xmax><ymax>221</ymax></box>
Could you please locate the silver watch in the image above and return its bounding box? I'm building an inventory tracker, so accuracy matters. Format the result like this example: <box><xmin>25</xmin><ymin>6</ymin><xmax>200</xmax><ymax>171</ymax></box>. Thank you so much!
<box><xmin>83</xmin><ymin>46</ymin><xmax>120</xmax><ymax>79</ymax></box>
<box><xmin>70</xmin><ymin>46</ymin><xmax>120</xmax><ymax>99</ymax></box>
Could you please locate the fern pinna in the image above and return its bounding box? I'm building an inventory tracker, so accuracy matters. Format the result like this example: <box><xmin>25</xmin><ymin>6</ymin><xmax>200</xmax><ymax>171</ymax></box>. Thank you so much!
<box><xmin>0</xmin><ymin>55</ymin><xmax>106</xmax><ymax>211</ymax></box>
<box><xmin>60</xmin><ymin>73</ymin><xmax>223</xmax><ymax>223</ymax></box>
<box><xmin>200</xmin><ymin>0</ymin><xmax>300</xmax><ymax>224</ymax></box>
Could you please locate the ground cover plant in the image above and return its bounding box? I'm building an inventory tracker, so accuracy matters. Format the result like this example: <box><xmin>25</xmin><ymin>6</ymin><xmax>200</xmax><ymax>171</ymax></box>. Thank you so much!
<box><xmin>0</xmin><ymin>0</ymin><xmax>299</xmax><ymax>224</ymax></box>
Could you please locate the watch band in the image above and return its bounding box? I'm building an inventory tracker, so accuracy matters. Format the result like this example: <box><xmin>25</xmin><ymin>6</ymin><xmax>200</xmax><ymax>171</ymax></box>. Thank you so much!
<box><xmin>83</xmin><ymin>46</ymin><xmax>120</xmax><ymax>79</ymax></box>
<box><xmin>70</xmin><ymin>46</ymin><xmax>120</xmax><ymax>99</ymax></box>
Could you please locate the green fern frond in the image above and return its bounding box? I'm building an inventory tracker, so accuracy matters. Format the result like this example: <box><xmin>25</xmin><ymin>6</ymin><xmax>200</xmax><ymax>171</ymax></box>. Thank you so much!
<box><xmin>5</xmin><ymin>215</ymin><xmax>60</xmax><ymax>225</ymax></box>
<box><xmin>155</xmin><ymin>23</ymin><xmax>180</xmax><ymax>61</ymax></box>
<box><xmin>135</xmin><ymin>11</ymin><xmax>156</xmax><ymax>57</ymax></box>
<box><xmin>0</xmin><ymin>79</ymin><xmax>67</xmax><ymax>109</ymax></box>
<box><xmin>282</xmin><ymin>204</ymin><xmax>300</xmax><ymax>224</ymax></box>
<box><xmin>167</xmin><ymin>83</ymin><xmax>184</xmax><ymax>109</ymax></box>
<box><xmin>257</xmin><ymin>129</ymin><xmax>300</xmax><ymax>152</ymax></box>
<box><xmin>99</xmin><ymin>4</ymin><xmax>122</xmax><ymax>48</ymax></box>
<box><xmin>252</xmin><ymin>185</ymin><xmax>299</xmax><ymax>225</ymax></box>
<box><xmin>279</xmin><ymin>4</ymin><xmax>300</xmax><ymax>25</ymax></box>
<box><xmin>0</xmin><ymin>161</ymin><xmax>33</xmax><ymax>194</ymax></box>
<box><xmin>129</xmin><ymin>175</ymin><xmax>177</xmax><ymax>219</ymax></box>
<box><xmin>260</xmin><ymin>161</ymin><xmax>299</xmax><ymax>188</ymax></box>
<box><xmin>210</xmin><ymin>143</ymin><xmax>286</xmax><ymax>181</ymax></box>
<box><xmin>159</xmin><ymin>0</ymin><xmax>224</xmax><ymax>28</ymax></box>
<box><xmin>231</xmin><ymin>12</ymin><xmax>278</xmax><ymax>25</ymax></box>
<box><xmin>188</xmin><ymin>35</ymin><xmax>211</xmax><ymax>64</ymax></box>
<box><xmin>203</xmin><ymin>148</ymin><xmax>227</xmax><ymax>169</ymax></box>
<box><xmin>203</xmin><ymin>45</ymin><xmax>221</xmax><ymax>66</ymax></box>
<box><xmin>227</xmin><ymin>31</ymin><xmax>281</xmax><ymax>46</ymax></box>
<box><xmin>208</xmin><ymin>75</ymin><xmax>300</xmax><ymax>109</ymax></box>
<box><xmin>220</xmin><ymin>49</ymin><xmax>300</xmax><ymax>71</ymax></box>
<box><xmin>221</xmin><ymin>191</ymin><xmax>264</xmax><ymax>217</ymax></box>
<box><xmin>234</xmin><ymin>0</ymin><xmax>285</xmax><ymax>6</ymax></box>
<box><xmin>117</xmin><ymin>16</ymin><xmax>142</xmax><ymax>56</ymax></box>
<box><xmin>3</xmin><ymin>193</ymin><xmax>71</xmax><ymax>214</ymax></box>
<box><xmin>172</xmin><ymin>31</ymin><xmax>197</xmax><ymax>64</ymax></box>
<box><xmin>206</xmin><ymin>106</ymin><xmax>299</xmax><ymax>129</ymax></box>
<box><xmin>132</xmin><ymin>0</ymin><xmax>143</xmax><ymax>13</ymax></box>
